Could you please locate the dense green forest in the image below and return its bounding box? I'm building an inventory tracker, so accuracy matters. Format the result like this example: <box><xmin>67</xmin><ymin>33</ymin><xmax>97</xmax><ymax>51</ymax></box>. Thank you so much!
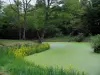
<box><xmin>0</xmin><ymin>0</ymin><xmax>100</xmax><ymax>40</ymax></box>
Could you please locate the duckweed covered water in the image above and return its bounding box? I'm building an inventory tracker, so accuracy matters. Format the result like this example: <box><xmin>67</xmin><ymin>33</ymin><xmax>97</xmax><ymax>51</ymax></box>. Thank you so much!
<box><xmin>25</xmin><ymin>42</ymin><xmax>100</xmax><ymax>75</ymax></box>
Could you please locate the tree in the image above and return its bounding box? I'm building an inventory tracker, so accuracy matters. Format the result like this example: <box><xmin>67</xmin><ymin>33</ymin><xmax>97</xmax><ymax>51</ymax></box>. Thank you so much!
<box><xmin>52</xmin><ymin>0</ymin><xmax>83</xmax><ymax>35</ymax></box>
<box><xmin>81</xmin><ymin>0</ymin><xmax>100</xmax><ymax>34</ymax></box>
<box><xmin>0</xmin><ymin>0</ymin><xmax>4</xmax><ymax>20</ymax></box>
<box><xmin>36</xmin><ymin>0</ymin><xmax>45</xmax><ymax>7</ymax></box>
<box><xmin>3</xmin><ymin>5</ymin><xmax>17</xmax><ymax>25</ymax></box>
<box><xmin>0</xmin><ymin>0</ymin><xmax>3</xmax><ymax>14</ymax></box>
<box><xmin>42</xmin><ymin>0</ymin><xmax>61</xmax><ymax>39</ymax></box>
<box><xmin>0</xmin><ymin>0</ymin><xmax>3</xmax><ymax>20</ymax></box>
<box><xmin>0</xmin><ymin>0</ymin><xmax>4</xmax><ymax>37</ymax></box>
<box><xmin>9</xmin><ymin>0</ymin><xmax>22</xmax><ymax>39</ymax></box>
<box><xmin>33</xmin><ymin>0</ymin><xmax>60</xmax><ymax>43</ymax></box>
<box><xmin>79</xmin><ymin>0</ymin><xmax>92</xmax><ymax>8</ymax></box>
<box><xmin>33</xmin><ymin>7</ymin><xmax>45</xmax><ymax>43</ymax></box>
<box><xmin>22</xmin><ymin>0</ymin><xmax>32</xmax><ymax>40</ymax></box>
<box><xmin>0</xmin><ymin>4</ymin><xmax>20</xmax><ymax>39</ymax></box>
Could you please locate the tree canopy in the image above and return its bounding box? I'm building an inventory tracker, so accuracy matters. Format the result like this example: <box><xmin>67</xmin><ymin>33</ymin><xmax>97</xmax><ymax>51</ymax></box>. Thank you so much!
<box><xmin>0</xmin><ymin>0</ymin><xmax>100</xmax><ymax>39</ymax></box>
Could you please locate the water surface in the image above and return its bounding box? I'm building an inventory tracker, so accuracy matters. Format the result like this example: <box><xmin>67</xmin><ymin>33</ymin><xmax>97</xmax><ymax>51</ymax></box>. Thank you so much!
<box><xmin>25</xmin><ymin>42</ymin><xmax>100</xmax><ymax>75</ymax></box>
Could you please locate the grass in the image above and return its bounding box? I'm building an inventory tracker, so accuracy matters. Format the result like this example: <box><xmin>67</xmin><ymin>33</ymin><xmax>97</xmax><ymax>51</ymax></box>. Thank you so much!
<box><xmin>0</xmin><ymin>39</ymin><xmax>35</xmax><ymax>46</ymax></box>
<box><xmin>25</xmin><ymin>42</ymin><xmax>100</xmax><ymax>75</ymax></box>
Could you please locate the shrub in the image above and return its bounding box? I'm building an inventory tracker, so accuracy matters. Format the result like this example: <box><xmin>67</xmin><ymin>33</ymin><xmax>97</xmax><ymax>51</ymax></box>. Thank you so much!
<box><xmin>67</xmin><ymin>33</ymin><xmax>84</xmax><ymax>42</ymax></box>
<box><xmin>74</xmin><ymin>33</ymin><xmax>84</xmax><ymax>42</ymax></box>
<box><xmin>90</xmin><ymin>34</ymin><xmax>100</xmax><ymax>53</ymax></box>
<box><xmin>9</xmin><ymin>43</ymin><xmax>50</xmax><ymax>57</ymax></box>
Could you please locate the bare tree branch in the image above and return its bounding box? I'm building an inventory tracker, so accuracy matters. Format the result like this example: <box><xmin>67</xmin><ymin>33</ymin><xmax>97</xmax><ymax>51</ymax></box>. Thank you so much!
<box><xmin>9</xmin><ymin>0</ymin><xmax>17</xmax><ymax>12</ymax></box>
<box><xmin>27</xmin><ymin>0</ymin><xmax>32</xmax><ymax>5</ymax></box>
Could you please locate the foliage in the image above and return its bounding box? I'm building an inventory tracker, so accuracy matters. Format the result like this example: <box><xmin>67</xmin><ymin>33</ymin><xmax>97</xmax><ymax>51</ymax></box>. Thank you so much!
<box><xmin>32</xmin><ymin>7</ymin><xmax>45</xmax><ymax>29</ymax></box>
<box><xmin>90</xmin><ymin>34</ymin><xmax>100</xmax><ymax>53</ymax></box>
<box><xmin>0</xmin><ymin>0</ymin><xmax>100</xmax><ymax>39</ymax></box>
<box><xmin>81</xmin><ymin>0</ymin><xmax>100</xmax><ymax>35</ymax></box>
<box><xmin>3</xmin><ymin>5</ymin><xmax>17</xmax><ymax>25</ymax></box>
<box><xmin>73</xmin><ymin>33</ymin><xmax>85</xmax><ymax>42</ymax></box>
<box><xmin>9</xmin><ymin>43</ymin><xmax>50</xmax><ymax>57</ymax></box>
<box><xmin>63</xmin><ymin>33</ymin><xmax>85</xmax><ymax>42</ymax></box>
<box><xmin>0</xmin><ymin>0</ymin><xmax>3</xmax><ymax>14</ymax></box>
<box><xmin>0</xmin><ymin>0</ymin><xmax>86</xmax><ymax>39</ymax></box>
<box><xmin>45</xmin><ymin>34</ymin><xmax>85</xmax><ymax>42</ymax></box>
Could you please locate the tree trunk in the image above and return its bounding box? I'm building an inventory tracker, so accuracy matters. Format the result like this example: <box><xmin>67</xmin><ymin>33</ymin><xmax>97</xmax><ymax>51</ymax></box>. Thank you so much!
<box><xmin>22</xmin><ymin>10</ymin><xmax>26</xmax><ymax>40</ymax></box>
<box><xmin>23</xmin><ymin>27</ymin><xmax>26</xmax><ymax>40</ymax></box>
<box><xmin>37</xmin><ymin>30</ymin><xmax>42</xmax><ymax>43</ymax></box>
<box><xmin>19</xmin><ymin>28</ymin><xmax>21</xmax><ymax>39</ymax></box>
<box><xmin>41</xmin><ymin>29</ymin><xmax>45</xmax><ymax>42</ymax></box>
<box><xmin>18</xmin><ymin>12</ymin><xmax>22</xmax><ymax>39</ymax></box>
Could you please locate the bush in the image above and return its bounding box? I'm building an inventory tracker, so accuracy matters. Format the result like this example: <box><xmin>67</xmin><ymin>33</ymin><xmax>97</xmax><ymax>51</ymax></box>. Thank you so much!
<box><xmin>68</xmin><ymin>33</ymin><xmax>84</xmax><ymax>42</ymax></box>
<box><xmin>78</xmin><ymin>33</ymin><xmax>84</xmax><ymax>41</ymax></box>
<box><xmin>90</xmin><ymin>34</ymin><xmax>100</xmax><ymax>53</ymax></box>
<box><xmin>9</xmin><ymin>43</ymin><xmax>50</xmax><ymax>57</ymax></box>
<box><xmin>74</xmin><ymin>33</ymin><xmax>84</xmax><ymax>42</ymax></box>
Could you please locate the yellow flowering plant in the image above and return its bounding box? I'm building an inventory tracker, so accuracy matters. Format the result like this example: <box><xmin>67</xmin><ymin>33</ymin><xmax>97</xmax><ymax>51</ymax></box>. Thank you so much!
<box><xmin>9</xmin><ymin>43</ymin><xmax>50</xmax><ymax>57</ymax></box>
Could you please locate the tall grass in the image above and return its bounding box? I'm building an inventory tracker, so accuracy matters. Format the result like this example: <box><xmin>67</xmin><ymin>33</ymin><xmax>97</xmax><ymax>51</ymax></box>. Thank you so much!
<box><xmin>0</xmin><ymin>47</ymin><xmax>15</xmax><ymax>66</ymax></box>
<box><xmin>0</xmin><ymin>46</ymin><xmax>86</xmax><ymax>75</ymax></box>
